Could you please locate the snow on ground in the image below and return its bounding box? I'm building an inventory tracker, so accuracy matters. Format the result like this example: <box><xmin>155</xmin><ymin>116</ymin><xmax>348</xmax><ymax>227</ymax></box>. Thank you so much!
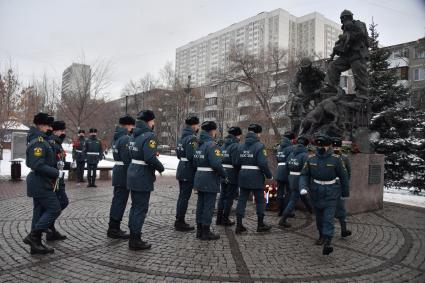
<box><xmin>384</xmin><ymin>187</ymin><xmax>425</xmax><ymax>208</ymax></box>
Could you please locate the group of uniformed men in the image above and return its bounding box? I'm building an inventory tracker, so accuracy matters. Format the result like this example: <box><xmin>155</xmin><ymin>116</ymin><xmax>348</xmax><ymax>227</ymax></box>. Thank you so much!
<box><xmin>24</xmin><ymin>110</ymin><xmax>351</xmax><ymax>256</ymax></box>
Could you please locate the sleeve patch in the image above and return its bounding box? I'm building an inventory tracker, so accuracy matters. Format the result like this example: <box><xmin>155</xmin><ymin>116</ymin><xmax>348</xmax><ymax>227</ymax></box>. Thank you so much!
<box><xmin>263</xmin><ymin>149</ymin><xmax>267</xmax><ymax>157</ymax></box>
<box><xmin>34</xmin><ymin>147</ymin><xmax>43</xmax><ymax>157</ymax></box>
<box><xmin>214</xmin><ymin>149</ymin><xmax>222</xmax><ymax>157</ymax></box>
<box><xmin>148</xmin><ymin>140</ymin><xmax>157</xmax><ymax>149</ymax></box>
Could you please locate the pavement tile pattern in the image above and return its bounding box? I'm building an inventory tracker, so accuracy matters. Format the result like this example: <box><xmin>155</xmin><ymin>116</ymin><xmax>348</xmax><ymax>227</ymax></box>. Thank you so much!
<box><xmin>0</xmin><ymin>177</ymin><xmax>424</xmax><ymax>282</ymax></box>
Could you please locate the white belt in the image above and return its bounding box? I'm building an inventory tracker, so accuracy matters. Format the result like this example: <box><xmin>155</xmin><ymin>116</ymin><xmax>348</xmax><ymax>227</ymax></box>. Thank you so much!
<box><xmin>180</xmin><ymin>157</ymin><xmax>189</xmax><ymax>161</ymax></box>
<box><xmin>114</xmin><ymin>161</ymin><xmax>124</xmax><ymax>166</ymax></box>
<box><xmin>132</xmin><ymin>159</ymin><xmax>147</xmax><ymax>165</ymax></box>
<box><xmin>76</xmin><ymin>150</ymin><xmax>83</xmax><ymax>153</ymax></box>
<box><xmin>314</xmin><ymin>179</ymin><xmax>336</xmax><ymax>185</ymax></box>
<box><xmin>290</xmin><ymin>171</ymin><xmax>301</xmax><ymax>175</ymax></box>
<box><xmin>241</xmin><ymin>165</ymin><xmax>260</xmax><ymax>170</ymax></box>
<box><xmin>87</xmin><ymin>152</ymin><xmax>99</xmax><ymax>155</ymax></box>
<box><xmin>197</xmin><ymin>167</ymin><xmax>213</xmax><ymax>172</ymax></box>
<box><xmin>222</xmin><ymin>164</ymin><xmax>234</xmax><ymax>169</ymax></box>
<box><xmin>336</xmin><ymin>177</ymin><xmax>340</xmax><ymax>180</ymax></box>
<box><xmin>278</xmin><ymin>162</ymin><xmax>286</xmax><ymax>166</ymax></box>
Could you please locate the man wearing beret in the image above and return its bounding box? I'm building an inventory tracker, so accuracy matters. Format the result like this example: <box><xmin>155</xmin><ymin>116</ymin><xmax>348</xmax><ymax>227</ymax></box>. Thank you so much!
<box><xmin>279</xmin><ymin>135</ymin><xmax>313</xmax><ymax>228</ymax></box>
<box><xmin>23</xmin><ymin>113</ymin><xmax>62</xmax><ymax>254</ymax></box>
<box><xmin>73</xmin><ymin>129</ymin><xmax>87</xmax><ymax>183</ymax></box>
<box><xmin>216</xmin><ymin>126</ymin><xmax>242</xmax><ymax>226</ymax></box>
<box><xmin>44</xmin><ymin>120</ymin><xmax>69</xmax><ymax>241</ymax></box>
<box><xmin>84</xmin><ymin>128</ymin><xmax>103</xmax><ymax>187</ymax></box>
<box><xmin>235</xmin><ymin>124</ymin><xmax>272</xmax><ymax>234</ymax></box>
<box><xmin>299</xmin><ymin>133</ymin><xmax>349</xmax><ymax>255</ymax></box>
<box><xmin>127</xmin><ymin>110</ymin><xmax>164</xmax><ymax>250</ymax></box>
<box><xmin>107</xmin><ymin>115</ymin><xmax>136</xmax><ymax>239</ymax></box>
<box><xmin>331</xmin><ymin>136</ymin><xmax>352</xmax><ymax>238</ymax></box>
<box><xmin>193</xmin><ymin>121</ymin><xmax>226</xmax><ymax>240</ymax></box>
<box><xmin>175</xmin><ymin>115</ymin><xmax>200</xmax><ymax>232</ymax></box>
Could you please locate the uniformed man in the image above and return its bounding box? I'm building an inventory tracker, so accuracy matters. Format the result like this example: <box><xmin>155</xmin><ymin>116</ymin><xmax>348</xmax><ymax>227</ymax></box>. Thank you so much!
<box><xmin>332</xmin><ymin>136</ymin><xmax>352</xmax><ymax>238</ymax></box>
<box><xmin>325</xmin><ymin>10</ymin><xmax>369</xmax><ymax>96</ymax></box>
<box><xmin>107</xmin><ymin>115</ymin><xmax>136</xmax><ymax>239</ymax></box>
<box><xmin>299</xmin><ymin>133</ymin><xmax>349</xmax><ymax>255</ymax></box>
<box><xmin>291</xmin><ymin>57</ymin><xmax>325</xmax><ymax>113</ymax></box>
<box><xmin>175</xmin><ymin>115</ymin><xmax>200</xmax><ymax>232</ymax></box>
<box><xmin>235</xmin><ymin>124</ymin><xmax>272</xmax><ymax>234</ymax></box>
<box><xmin>72</xmin><ymin>130</ymin><xmax>86</xmax><ymax>183</ymax></box>
<box><xmin>193</xmin><ymin>121</ymin><xmax>226</xmax><ymax>240</ymax></box>
<box><xmin>275</xmin><ymin>131</ymin><xmax>295</xmax><ymax>216</ymax></box>
<box><xmin>127</xmin><ymin>110</ymin><xmax>164</xmax><ymax>250</ymax></box>
<box><xmin>216</xmin><ymin>126</ymin><xmax>242</xmax><ymax>226</ymax></box>
<box><xmin>45</xmin><ymin>120</ymin><xmax>69</xmax><ymax>241</ymax></box>
<box><xmin>23</xmin><ymin>113</ymin><xmax>62</xmax><ymax>254</ymax></box>
<box><xmin>279</xmin><ymin>136</ymin><xmax>313</xmax><ymax>228</ymax></box>
<box><xmin>84</xmin><ymin>128</ymin><xmax>103</xmax><ymax>187</ymax></box>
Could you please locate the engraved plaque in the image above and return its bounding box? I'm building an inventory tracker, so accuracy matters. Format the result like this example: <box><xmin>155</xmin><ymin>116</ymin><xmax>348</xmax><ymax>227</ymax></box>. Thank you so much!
<box><xmin>368</xmin><ymin>164</ymin><xmax>381</xmax><ymax>185</ymax></box>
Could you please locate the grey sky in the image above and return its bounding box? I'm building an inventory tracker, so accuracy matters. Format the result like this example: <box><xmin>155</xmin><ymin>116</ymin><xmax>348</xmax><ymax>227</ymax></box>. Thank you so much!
<box><xmin>1</xmin><ymin>0</ymin><xmax>424</xmax><ymax>99</ymax></box>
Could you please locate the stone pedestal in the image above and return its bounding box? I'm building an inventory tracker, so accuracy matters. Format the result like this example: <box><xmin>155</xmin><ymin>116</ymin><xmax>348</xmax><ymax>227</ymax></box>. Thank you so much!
<box><xmin>346</xmin><ymin>153</ymin><xmax>384</xmax><ymax>214</ymax></box>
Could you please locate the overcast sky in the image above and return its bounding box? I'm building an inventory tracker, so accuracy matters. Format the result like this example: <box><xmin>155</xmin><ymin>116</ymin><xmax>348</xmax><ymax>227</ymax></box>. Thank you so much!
<box><xmin>1</xmin><ymin>0</ymin><xmax>424</xmax><ymax>99</ymax></box>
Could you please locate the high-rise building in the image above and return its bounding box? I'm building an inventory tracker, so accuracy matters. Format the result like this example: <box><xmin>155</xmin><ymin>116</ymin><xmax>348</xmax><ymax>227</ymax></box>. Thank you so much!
<box><xmin>175</xmin><ymin>9</ymin><xmax>341</xmax><ymax>86</ymax></box>
<box><xmin>61</xmin><ymin>63</ymin><xmax>91</xmax><ymax>97</ymax></box>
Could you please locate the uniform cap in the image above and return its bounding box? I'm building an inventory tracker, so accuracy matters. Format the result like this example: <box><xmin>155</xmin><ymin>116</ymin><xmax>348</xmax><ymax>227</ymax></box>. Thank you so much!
<box><xmin>248</xmin><ymin>123</ymin><xmax>262</xmax><ymax>133</ymax></box>
<box><xmin>89</xmin><ymin>128</ymin><xmax>97</xmax><ymax>133</ymax></box>
<box><xmin>300</xmin><ymin>57</ymin><xmax>312</xmax><ymax>68</ymax></box>
<box><xmin>33</xmin><ymin>112</ymin><xmax>50</xmax><ymax>125</ymax></box>
<box><xmin>185</xmin><ymin>115</ymin><xmax>200</xmax><ymax>125</ymax></box>
<box><xmin>331</xmin><ymin>137</ymin><xmax>343</xmax><ymax>147</ymax></box>
<box><xmin>297</xmin><ymin>135</ymin><xmax>310</xmax><ymax>146</ymax></box>
<box><xmin>137</xmin><ymin>110</ymin><xmax>155</xmax><ymax>122</ymax></box>
<box><xmin>201</xmin><ymin>121</ymin><xmax>217</xmax><ymax>131</ymax></box>
<box><xmin>119</xmin><ymin>115</ymin><xmax>136</xmax><ymax>125</ymax></box>
<box><xmin>52</xmin><ymin>121</ymin><xmax>66</xmax><ymax>131</ymax></box>
<box><xmin>315</xmin><ymin>133</ymin><xmax>332</xmax><ymax>146</ymax></box>
<box><xmin>78</xmin><ymin>129</ymin><xmax>85</xmax><ymax>134</ymax></box>
<box><xmin>228</xmin><ymin>126</ymin><xmax>242</xmax><ymax>136</ymax></box>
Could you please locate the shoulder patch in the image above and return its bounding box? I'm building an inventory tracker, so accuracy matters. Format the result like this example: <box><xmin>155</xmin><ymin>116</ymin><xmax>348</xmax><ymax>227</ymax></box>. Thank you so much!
<box><xmin>34</xmin><ymin>147</ymin><xmax>43</xmax><ymax>157</ymax></box>
<box><xmin>148</xmin><ymin>139</ymin><xmax>157</xmax><ymax>149</ymax></box>
<box><xmin>214</xmin><ymin>149</ymin><xmax>222</xmax><ymax>157</ymax></box>
<box><xmin>262</xmin><ymin>149</ymin><xmax>267</xmax><ymax>156</ymax></box>
<box><xmin>38</xmin><ymin>137</ymin><xmax>44</xmax><ymax>142</ymax></box>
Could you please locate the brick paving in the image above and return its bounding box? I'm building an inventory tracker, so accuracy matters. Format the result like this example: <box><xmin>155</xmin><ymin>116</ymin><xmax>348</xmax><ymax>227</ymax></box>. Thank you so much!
<box><xmin>0</xmin><ymin>177</ymin><xmax>424</xmax><ymax>282</ymax></box>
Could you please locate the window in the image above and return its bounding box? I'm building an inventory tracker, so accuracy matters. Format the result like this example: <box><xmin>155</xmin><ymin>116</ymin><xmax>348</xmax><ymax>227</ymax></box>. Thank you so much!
<box><xmin>206</xmin><ymin>97</ymin><xmax>217</xmax><ymax>106</ymax></box>
<box><xmin>414</xmin><ymin>68</ymin><xmax>425</xmax><ymax>81</ymax></box>
<box><xmin>415</xmin><ymin>48</ymin><xmax>425</xmax><ymax>59</ymax></box>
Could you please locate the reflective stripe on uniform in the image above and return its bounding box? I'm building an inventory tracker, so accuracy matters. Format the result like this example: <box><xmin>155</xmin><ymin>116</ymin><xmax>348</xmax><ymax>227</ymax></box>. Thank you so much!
<box><xmin>313</xmin><ymin>179</ymin><xmax>337</xmax><ymax>185</ymax></box>
<box><xmin>278</xmin><ymin>162</ymin><xmax>286</xmax><ymax>166</ymax></box>
<box><xmin>241</xmin><ymin>165</ymin><xmax>260</xmax><ymax>170</ymax></box>
<box><xmin>132</xmin><ymin>159</ymin><xmax>147</xmax><ymax>165</ymax></box>
<box><xmin>115</xmin><ymin>161</ymin><xmax>124</xmax><ymax>165</ymax></box>
<box><xmin>197</xmin><ymin>167</ymin><xmax>213</xmax><ymax>172</ymax></box>
<box><xmin>180</xmin><ymin>157</ymin><xmax>189</xmax><ymax>161</ymax></box>
<box><xmin>222</xmin><ymin>164</ymin><xmax>234</xmax><ymax>169</ymax></box>
<box><xmin>290</xmin><ymin>171</ymin><xmax>301</xmax><ymax>175</ymax></box>
<box><xmin>87</xmin><ymin>152</ymin><xmax>99</xmax><ymax>155</ymax></box>
<box><xmin>76</xmin><ymin>150</ymin><xmax>83</xmax><ymax>153</ymax></box>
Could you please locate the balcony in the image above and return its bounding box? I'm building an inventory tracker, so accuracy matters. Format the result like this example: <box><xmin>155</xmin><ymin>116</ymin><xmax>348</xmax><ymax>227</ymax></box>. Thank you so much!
<box><xmin>270</xmin><ymin>95</ymin><xmax>287</xmax><ymax>104</ymax></box>
<box><xmin>205</xmin><ymin>91</ymin><xmax>218</xmax><ymax>99</ymax></box>
<box><xmin>237</xmin><ymin>99</ymin><xmax>252</xmax><ymax>108</ymax></box>
<box><xmin>239</xmin><ymin>114</ymin><xmax>249</xmax><ymax>121</ymax></box>
<box><xmin>204</xmin><ymin>105</ymin><xmax>218</xmax><ymax>111</ymax></box>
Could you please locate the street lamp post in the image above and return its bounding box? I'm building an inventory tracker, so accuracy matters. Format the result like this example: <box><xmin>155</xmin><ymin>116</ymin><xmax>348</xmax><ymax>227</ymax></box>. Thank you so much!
<box><xmin>125</xmin><ymin>95</ymin><xmax>128</xmax><ymax>114</ymax></box>
<box><xmin>185</xmin><ymin>75</ymin><xmax>192</xmax><ymax>116</ymax></box>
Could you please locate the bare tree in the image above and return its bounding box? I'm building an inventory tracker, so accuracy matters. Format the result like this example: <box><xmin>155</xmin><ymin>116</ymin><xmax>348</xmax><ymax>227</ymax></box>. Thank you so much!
<box><xmin>214</xmin><ymin>45</ymin><xmax>291</xmax><ymax>138</ymax></box>
<box><xmin>0</xmin><ymin>63</ymin><xmax>21</xmax><ymax>142</ymax></box>
<box><xmin>57</xmin><ymin>58</ymin><xmax>112</xmax><ymax>135</ymax></box>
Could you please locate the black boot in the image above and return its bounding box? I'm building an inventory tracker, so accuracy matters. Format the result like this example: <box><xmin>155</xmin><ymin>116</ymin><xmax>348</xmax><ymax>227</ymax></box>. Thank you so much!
<box><xmin>235</xmin><ymin>215</ymin><xmax>247</xmax><ymax>234</ymax></box>
<box><xmin>315</xmin><ymin>234</ymin><xmax>324</xmax><ymax>245</ymax></box>
<box><xmin>257</xmin><ymin>216</ymin><xmax>271</xmax><ymax>232</ymax></box>
<box><xmin>174</xmin><ymin>218</ymin><xmax>195</xmax><ymax>232</ymax></box>
<box><xmin>278</xmin><ymin>199</ymin><xmax>285</xmax><ymax>216</ymax></box>
<box><xmin>23</xmin><ymin>230</ymin><xmax>54</xmax><ymax>255</ymax></box>
<box><xmin>200</xmin><ymin>225</ymin><xmax>220</xmax><ymax>241</ymax></box>
<box><xmin>196</xmin><ymin>223</ymin><xmax>202</xmax><ymax>239</ymax></box>
<box><xmin>128</xmin><ymin>233</ymin><xmax>151</xmax><ymax>251</ymax></box>
<box><xmin>221</xmin><ymin>213</ymin><xmax>235</xmax><ymax>226</ymax></box>
<box><xmin>46</xmin><ymin>226</ymin><xmax>67</xmax><ymax>241</ymax></box>
<box><xmin>107</xmin><ymin>219</ymin><xmax>130</xmax><ymax>239</ymax></box>
<box><xmin>322</xmin><ymin>237</ymin><xmax>334</xmax><ymax>255</ymax></box>
<box><xmin>216</xmin><ymin>210</ymin><xmax>223</xmax><ymax>226</ymax></box>
<box><xmin>278</xmin><ymin>214</ymin><xmax>291</xmax><ymax>228</ymax></box>
<box><xmin>340</xmin><ymin>220</ymin><xmax>352</xmax><ymax>238</ymax></box>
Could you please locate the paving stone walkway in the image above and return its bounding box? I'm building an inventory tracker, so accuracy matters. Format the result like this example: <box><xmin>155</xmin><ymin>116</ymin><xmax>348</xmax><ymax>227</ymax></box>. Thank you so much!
<box><xmin>0</xmin><ymin>177</ymin><xmax>424</xmax><ymax>282</ymax></box>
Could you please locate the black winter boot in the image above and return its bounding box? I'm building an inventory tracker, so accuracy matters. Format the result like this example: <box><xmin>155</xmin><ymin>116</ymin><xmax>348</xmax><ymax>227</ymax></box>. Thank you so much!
<box><xmin>221</xmin><ymin>214</ymin><xmax>235</xmax><ymax>226</ymax></box>
<box><xmin>278</xmin><ymin>214</ymin><xmax>291</xmax><ymax>228</ymax></box>
<box><xmin>46</xmin><ymin>225</ymin><xmax>67</xmax><ymax>241</ymax></box>
<box><xmin>107</xmin><ymin>219</ymin><xmax>130</xmax><ymax>239</ymax></box>
<box><xmin>257</xmin><ymin>216</ymin><xmax>271</xmax><ymax>232</ymax></box>
<box><xmin>216</xmin><ymin>210</ymin><xmax>224</xmax><ymax>226</ymax></box>
<box><xmin>340</xmin><ymin>219</ymin><xmax>352</xmax><ymax>238</ymax></box>
<box><xmin>196</xmin><ymin>223</ymin><xmax>202</xmax><ymax>239</ymax></box>
<box><xmin>174</xmin><ymin>218</ymin><xmax>195</xmax><ymax>232</ymax></box>
<box><xmin>278</xmin><ymin>199</ymin><xmax>285</xmax><ymax>216</ymax></box>
<box><xmin>128</xmin><ymin>233</ymin><xmax>151</xmax><ymax>251</ymax></box>
<box><xmin>201</xmin><ymin>225</ymin><xmax>220</xmax><ymax>241</ymax></box>
<box><xmin>23</xmin><ymin>230</ymin><xmax>54</xmax><ymax>255</ymax></box>
<box><xmin>235</xmin><ymin>215</ymin><xmax>247</xmax><ymax>234</ymax></box>
<box><xmin>322</xmin><ymin>237</ymin><xmax>334</xmax><ymax>255</ymax></box>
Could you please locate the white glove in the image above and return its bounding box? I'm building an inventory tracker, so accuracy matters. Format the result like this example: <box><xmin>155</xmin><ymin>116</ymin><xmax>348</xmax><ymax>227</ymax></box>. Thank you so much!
<box><xmin>300</xmin><ymin>189</ymin><xmax>308</xmax><ymax>195</ymax></box>
<box><xmin>71</xmin><ymin>161</ymin><xmax>77</xmax><ymax>169</ymax></box>
<box><xmin>58</xmin><ymin>170</ymin><xmax>65</xmax><ymax>179</ymax></box>
<box><xmin>341</xmin><ymin>197</ymin><xmax>349</xmax><ymax>200</ymax></box>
